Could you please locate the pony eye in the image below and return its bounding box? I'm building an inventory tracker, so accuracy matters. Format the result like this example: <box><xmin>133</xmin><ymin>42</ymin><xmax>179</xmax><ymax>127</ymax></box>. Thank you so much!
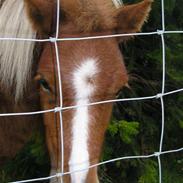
<box><xmin>39</xmin><ymin>79</ymin><xmax>52</xmax><ymax>93</ymax></box>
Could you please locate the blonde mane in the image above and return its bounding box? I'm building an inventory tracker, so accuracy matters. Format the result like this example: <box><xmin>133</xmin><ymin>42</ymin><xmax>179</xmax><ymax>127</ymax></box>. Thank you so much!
<box><xmin>0</xmin><ymin>0</ymin><xmax>36</xmax><ymax>100</ymax></box>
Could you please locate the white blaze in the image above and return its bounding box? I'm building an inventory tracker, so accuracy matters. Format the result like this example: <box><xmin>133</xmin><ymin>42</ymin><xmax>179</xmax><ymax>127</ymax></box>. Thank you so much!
<box><xmin>69</xmin><ymin>59</ymin><xmax>98</xmax><ymax>183</ymax></box>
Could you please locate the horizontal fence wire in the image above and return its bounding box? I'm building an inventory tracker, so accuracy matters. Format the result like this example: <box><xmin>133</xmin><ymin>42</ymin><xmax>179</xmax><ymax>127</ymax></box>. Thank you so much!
<box><xmin>0</xmin><ymin>0</ymin><xmax>182</xmax><ymax>182</ymax></box>
<box><xmin>0</xmin><ymin>89</ymin><xmax>183</xmax><ymax>117</ymax></box>
<box><xmin>10</xmin><ymin>147</ymin><xmax>183</xmax><ymax>183</ymax></box>
<box><xmin>0</xmin><ymin>30</ymin><xmax>183</xmax><ymax>42</ymax></box>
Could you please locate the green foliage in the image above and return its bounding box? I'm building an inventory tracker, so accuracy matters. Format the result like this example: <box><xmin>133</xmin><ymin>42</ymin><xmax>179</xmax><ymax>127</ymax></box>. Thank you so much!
<box><xmin>101</xmin><ymin>0</ymin><xmax>183</xmax><ymax>182</ymax></box>
<box><xmin>179</xmin><ymin>120</ymin><xmax>183</xmax><ymax>129</ymax></box>
<box><xmin>108</xmin><ymin>120</ymin><xmax>139</xmax><ymax>144</ymax></box>
<box><xmin>0</xmin><ymin>133</ymin><xmax>49</xmax><ymax>183</ymax></box>
<box><xmin>138</xmin><ymin>160</ymin><xmax>158</xmax><ymax>183</ymax></box>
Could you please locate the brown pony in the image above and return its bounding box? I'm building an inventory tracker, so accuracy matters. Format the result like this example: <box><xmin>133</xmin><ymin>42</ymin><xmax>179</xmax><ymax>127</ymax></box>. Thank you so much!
<box><xmin>0</xmin><ymin>0</ymin><xmax>152</xmax><ymax>182</ymax></box>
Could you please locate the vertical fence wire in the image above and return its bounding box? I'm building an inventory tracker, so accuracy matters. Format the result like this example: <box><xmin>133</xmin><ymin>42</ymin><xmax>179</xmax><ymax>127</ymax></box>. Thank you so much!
<box><xmin>52</xmin><ymin>0</ymin><xmax>64</xmax><ymax>182</ymax></box>
<box><xmin>157</xmin><ymin>1</ymin><xmax>165</xmax><ymax>182</ymax></box>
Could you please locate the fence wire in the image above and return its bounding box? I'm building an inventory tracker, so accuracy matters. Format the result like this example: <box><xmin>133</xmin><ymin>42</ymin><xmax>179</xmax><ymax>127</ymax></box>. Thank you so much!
<box><xmin>0</xmin><ymin>0</ymin><xmax>182</xmax><ymax>182</ymax></box>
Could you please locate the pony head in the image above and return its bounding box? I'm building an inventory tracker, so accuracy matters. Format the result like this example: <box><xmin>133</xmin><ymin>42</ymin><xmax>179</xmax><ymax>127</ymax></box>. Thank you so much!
<box><xmin>26</xmin><ymin>0</ymin><xmax>153</xmax><ymax>182</ymax></box>
<box><xmin>0</xmin><ymin>0</ymin><xmax>152</xmax><ymax>183</ymax></box>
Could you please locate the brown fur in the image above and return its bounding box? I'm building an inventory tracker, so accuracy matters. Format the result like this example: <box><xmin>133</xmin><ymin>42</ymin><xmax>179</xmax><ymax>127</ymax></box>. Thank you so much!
<box><xmin>36</xmin><ymin>37</ymin><xmax>128</xmax><ymax>182</ymax></box>
<box><xmin>11</xmin><ymin>0</ymin><xmax>152</xmax><ymax>182</ymax></box>
<box><xmin>25</xmin><ymin>0</ymin><xmax>152</xmax><ymax>35</ymax></box>
<box><xmin>0</xmin><ymin>84</ymin><xmax>43</xmax><ymax>166</ymax></box>
<box><xmin>116</xmin><ymin>0</ymin><xmax>153</xmax><ymax>33</ymax></box>
<box><xmin>24</xmin><ymin>0</ymin><xmax>56</xmax><ymax>35</ymax></box>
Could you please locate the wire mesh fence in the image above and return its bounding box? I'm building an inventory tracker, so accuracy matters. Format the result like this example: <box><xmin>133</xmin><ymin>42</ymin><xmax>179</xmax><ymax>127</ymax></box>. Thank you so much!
<box><xmin>0</xmin><ymin>0</ymin><xmax>182</xmax><ymax>182</ymax></box>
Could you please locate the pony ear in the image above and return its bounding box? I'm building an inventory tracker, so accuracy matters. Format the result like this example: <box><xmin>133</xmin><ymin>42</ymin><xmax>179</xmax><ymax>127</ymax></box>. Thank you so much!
<box><xmin>115</xmin><ymin>0</ymin><xmax>153</xmax><ymax>39</ymax></box>
<box><xmin>24</xmin><ymin>0</ymin><xmax>56</xmax><ymax>35</ymax></box>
